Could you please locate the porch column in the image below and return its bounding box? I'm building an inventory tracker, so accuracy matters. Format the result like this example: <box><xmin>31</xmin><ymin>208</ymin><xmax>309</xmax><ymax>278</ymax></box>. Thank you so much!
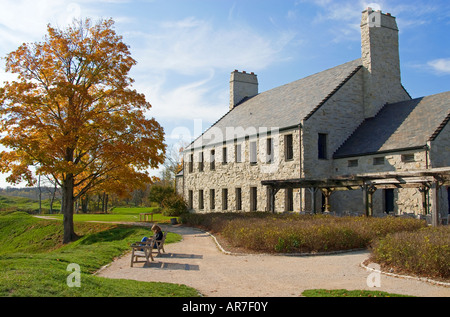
<box><xmin>418</xmin><ymin>185</ymin><xmax>429</xmax><ymax>215</ymax></box>
<box><xmin>363</xmin><ymin>184</ymin><xmax>377</xmax><ymax>217</ymax></box>
<box><xmin>321</xmin><ymin>188</ymin><xmax>333</xmax><ymax>212</ymax></box>
<box><xmin>269</xmin><ymin>187</ymin><xmax>280</xmax><ymax>214</ymax></box>
<box><xmin>431</xmin><ymin>180</ymin><xmax>440</xmax><ymax>227</ymax></box>
<box><xmin>308</xmin><ymin>187</ymin><xmax>319</xmax><ymax>214</ymax></box>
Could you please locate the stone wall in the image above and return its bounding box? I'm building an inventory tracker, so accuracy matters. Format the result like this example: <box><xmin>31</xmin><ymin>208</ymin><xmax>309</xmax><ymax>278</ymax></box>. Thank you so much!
<box><xmin>430</xmin><ymin>122</ymin><xmax>450</xmax><ymax>216</ymax></box>
<box><xmin>181</xmin><ymin>128</ymin><xmax>302</xmax><ymax>213</ymax></box>
<box><xmin>301</xmin><ymin>68</ymin><xmax>365</xmax><ymax>179</ymax></box>
<box><xmin>331</xmin><ymin>149</ymin><xmax>440</xmax><ymax>216</ymax></box>
<box><xmin>430</xmin><ymin>122</ymin><xmax>450</xmax><ymax>168</ymax></box>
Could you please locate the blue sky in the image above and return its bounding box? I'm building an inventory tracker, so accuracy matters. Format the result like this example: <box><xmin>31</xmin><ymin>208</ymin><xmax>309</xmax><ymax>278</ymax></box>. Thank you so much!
<box><xmin>0</xmin><ymin>0</ymin><xmax>449</xmax><ymax>187</ymax></box>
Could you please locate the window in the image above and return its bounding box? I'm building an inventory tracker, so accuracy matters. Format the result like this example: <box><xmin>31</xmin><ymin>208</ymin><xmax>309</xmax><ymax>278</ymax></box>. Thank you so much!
<box><xmin>285</xmin><ymin>188</ymin><xmax>294</xmax><ymax>212</ymax></box>
<box><xmin>235</xmin><ymin>188</ymin><xmax>242</xmax><ymax>211</ymax></box>
<box><xmin>222</xmin><ymin>188</ymin><xmax>228</xmax><ymax>210</ymax></box>
<box><xmin>250</xmin><ymin>141</ymin><xmax>257</xmax><ymax>164</ymax></box>
<box><xmin>250</xmin><ymin>187</ymin><xmax>257</xmax><ymax>211</ymax></box>
<box><xmin>401</xmin><ymin>154</ymin><xmax>415</xmax><ymax>163</ymax></box>
<box><xmin>348</xmin><ymin>159</ymin><xmax>358</xmax><ymax>167</ymax></box>
<box><xmin>318</xmin><ymin>133</ymin><xmax>327</xmax><ymax>159</ymax></box>
<box><xmin>210</xmin><ymin>149</ymin><xmax>215</xmax><ymax>170</ymax></box>
<box><xmin>189</xmin><ymin>154</ymin><xmax>194</xmax><ymax>173</ymax></box>
<box><xmin>266</xmin><ymin>138</ymin><xmax>273</xmax><ymax>163</ymax></box>
<box><xmin>235</xmin><ymin>144</ymin><xmax>242</xmax><ymax>163</ymax></box>
<box><xmin>188</xmin><ymin>190</ymin><xmax>193</xmax><ymax>209</ymax></box>
<box><xmin>284</xmin><ymin>134</ymin><xmax>293</xmax><ymax>160</ymax></box>
<box><xmin>198</xmin><ymin>152</ymin><xmax>204</xmax><ymax>172</ymax></box>
<box><xmin>198</xmin><ymin>190</ymin><xmax>204</xmax><ymax>210</ymax></box>
<box><xmin>222</xmin><ymin>147</ymin><xmax>227</xmax><ymax>165</ymax></box>
<box><xmin>210</xmin><ymin>189</ymin><xmax>215</xmax><ymax>210</ymax></box>
<box><xmin>373</xmin><ymin>157</ymin><xmax>385</xmax><ymax>165</ymax></box>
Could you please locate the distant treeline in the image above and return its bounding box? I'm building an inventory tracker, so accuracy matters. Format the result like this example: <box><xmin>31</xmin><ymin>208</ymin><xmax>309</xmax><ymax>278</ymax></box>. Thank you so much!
<box><xmin>0</xmin><ymin>187</ymin><xmax>61</xmax><ymax>201</ymax></box>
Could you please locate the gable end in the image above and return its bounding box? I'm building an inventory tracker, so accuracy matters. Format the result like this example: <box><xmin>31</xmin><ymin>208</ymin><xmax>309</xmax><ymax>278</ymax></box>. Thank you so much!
<box><xmin>304</xmin><ymin>65</ymin><xmax>363</xmax><ymax>121</ymax></box>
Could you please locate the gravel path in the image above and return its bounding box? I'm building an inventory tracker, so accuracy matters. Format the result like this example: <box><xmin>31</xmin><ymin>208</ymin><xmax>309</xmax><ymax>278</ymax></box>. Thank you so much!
<box><xmin>96</xmin><ymin>224</ymin><xmax>450</xmax><ymax>297</ymax></box>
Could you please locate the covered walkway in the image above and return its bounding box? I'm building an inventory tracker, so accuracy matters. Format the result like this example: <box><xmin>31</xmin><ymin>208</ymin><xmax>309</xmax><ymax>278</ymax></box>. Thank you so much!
<box><xmin>262</xmin><ymin>167</ymin><xmax>450</xmax><ymax>226</ymax></box>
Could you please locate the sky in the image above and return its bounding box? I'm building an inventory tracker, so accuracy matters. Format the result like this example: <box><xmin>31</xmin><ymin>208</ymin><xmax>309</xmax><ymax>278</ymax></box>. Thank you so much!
<box><xmin>0</xmin><ymin>0</ymin><xmax>449</xmax><ymax>187</ymax></box>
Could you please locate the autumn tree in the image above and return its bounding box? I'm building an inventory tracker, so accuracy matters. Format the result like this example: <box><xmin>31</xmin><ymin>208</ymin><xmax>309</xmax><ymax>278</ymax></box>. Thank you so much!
<box><xmin>0</xmin><ymin>18</ymin><xmax>166</xmax><ymax>243</ymax></box>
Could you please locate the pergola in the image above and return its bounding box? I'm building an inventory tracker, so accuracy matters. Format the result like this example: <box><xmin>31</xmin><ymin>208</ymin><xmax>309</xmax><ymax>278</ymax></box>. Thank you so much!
<box><xmin>262</xmin><ymin>167</ymin><xmax>450</xmax><ymax>227</ymax></box>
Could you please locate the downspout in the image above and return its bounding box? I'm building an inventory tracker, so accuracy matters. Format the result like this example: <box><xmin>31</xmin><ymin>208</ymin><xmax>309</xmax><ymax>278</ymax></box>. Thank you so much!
<box><xmin>424</xmin><ymin>143</ymin><xmax>430</xmax><ymax>215</ymax></box>
<box><xmin>299</xmin><ymin>123</ymin><xmax>303</xmax><ymax>212</ymax></box>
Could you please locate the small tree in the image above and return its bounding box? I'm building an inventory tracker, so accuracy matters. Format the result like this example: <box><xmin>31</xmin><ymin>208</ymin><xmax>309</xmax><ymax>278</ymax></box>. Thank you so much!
<box><xmin>148</xmin><ymin>183</ymin><xmax>174</xmax><ymax>207</ymax></box>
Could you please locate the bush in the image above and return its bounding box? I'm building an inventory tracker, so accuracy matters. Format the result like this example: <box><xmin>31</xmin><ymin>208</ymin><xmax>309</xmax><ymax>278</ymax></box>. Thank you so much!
<box><xmin>370</xmin><ymin>226</ymin><xmax>450</xmax><ymax>279</ymax></box>
<box><xmin>148</xmin><ymin>184</ymin><xmax>174</xmax><ymax>206</ymax></box>
<box><xmin>161</xmin><ymin>193</ymin><xmax>188</xmax><ymax>217</ymax></box>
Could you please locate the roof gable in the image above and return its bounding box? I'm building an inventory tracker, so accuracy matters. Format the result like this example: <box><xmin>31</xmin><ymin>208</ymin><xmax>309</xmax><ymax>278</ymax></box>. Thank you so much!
<box><xmin>333</xmin><ymin>91</ymin><xmax>450</xmax><ymax>158</ymax></box>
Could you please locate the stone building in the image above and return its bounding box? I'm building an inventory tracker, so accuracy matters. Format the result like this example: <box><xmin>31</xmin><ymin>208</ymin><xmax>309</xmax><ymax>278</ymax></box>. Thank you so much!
<box><xmin>176</xmin><ymin>8</ymin><xmax>450</xmax><ymax>222</ymax></box>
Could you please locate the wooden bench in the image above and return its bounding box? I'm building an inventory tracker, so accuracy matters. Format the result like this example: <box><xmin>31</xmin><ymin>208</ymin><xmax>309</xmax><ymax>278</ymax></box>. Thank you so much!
<box><xmin>139</xmin><ymin>213</ymin><xmax>154</xmax><ymax>222</ymax></box>
<box><xmin>130</xmin><ymin>239</ymin><xmax>155</xmax><ymax>267</ymax></box>
<box><xmin>154</xmin><ymin>231</ymin><xmax>167</xmax><ymax>255</ymax></box>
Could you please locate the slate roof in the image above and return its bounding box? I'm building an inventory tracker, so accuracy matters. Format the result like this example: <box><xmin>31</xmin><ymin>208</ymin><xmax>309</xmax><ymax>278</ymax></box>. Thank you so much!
<box><xmin>333</xmin><ymin>91</ymin><xmax>450</xmax><ymax>158</ymax></box>
<box><xmin>187</xmin><ymin>59</ymin><xmax>363</xmax><ymax>150</ymax></box>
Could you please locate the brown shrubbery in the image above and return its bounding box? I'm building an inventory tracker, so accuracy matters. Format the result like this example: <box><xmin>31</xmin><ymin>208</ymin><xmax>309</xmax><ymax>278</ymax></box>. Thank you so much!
<box><xmin>370</xmin><ymin>226</ymin><xmax>450</xmax><ymax>279</ymax></box>
<box><xmin>180</xmin><ymin>212</ymin><xmax>450</xmax><ymax>280</ymax></box>
<box><xmin>180</xmin><ymin>212</ymin><xmax>427</xmax><ymax>253</ymax></box>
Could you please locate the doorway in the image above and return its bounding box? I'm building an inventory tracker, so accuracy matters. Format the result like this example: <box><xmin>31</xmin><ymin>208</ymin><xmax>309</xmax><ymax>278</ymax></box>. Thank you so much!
<box><xmin>384</xmin><ymin>189</ymin><xmax>394</xmax><ymax>214</ymax></box>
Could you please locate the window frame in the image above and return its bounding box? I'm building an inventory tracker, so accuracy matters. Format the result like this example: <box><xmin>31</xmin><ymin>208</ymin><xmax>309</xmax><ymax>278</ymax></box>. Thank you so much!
<box><xmin>318</xmin><ymin>133</ymin><xmax>328</xmax><ymax>160</ymax></box>
<box><xmin>284</xmin><ymin>134</ymin><xmax>293</xmax><ymax>161</ymax></box>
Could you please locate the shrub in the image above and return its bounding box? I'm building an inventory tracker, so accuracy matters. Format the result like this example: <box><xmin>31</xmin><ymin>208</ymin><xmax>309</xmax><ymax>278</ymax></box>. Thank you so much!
<box><xmin>370</xmin><ymin>226</ymin><xmax>450</xmax><ymax>279</ymax></box>
<box><xmin>148</xmin><ymin>184</ymin><xmax>174</xmax><ymax>206</ymax></box>
<box><xmin>161</xmin><ymin>193</ymin><xmax>188</xmax><ymax>217</ymax></box>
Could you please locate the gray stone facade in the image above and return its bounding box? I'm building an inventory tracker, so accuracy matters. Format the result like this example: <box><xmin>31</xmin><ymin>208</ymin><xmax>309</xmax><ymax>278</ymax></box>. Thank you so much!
<box><xmin>177</xmin><ymin>9</ymin><xmax>449</xmax><ymax>218</ymax></box>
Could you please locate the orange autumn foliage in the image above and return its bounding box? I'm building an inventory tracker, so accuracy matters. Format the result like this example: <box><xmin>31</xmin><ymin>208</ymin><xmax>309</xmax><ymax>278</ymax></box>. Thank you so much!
<box><xmin>0</xmin><ymin>18</ymin><xmax>166</xmax><ymax>242</ymax></box>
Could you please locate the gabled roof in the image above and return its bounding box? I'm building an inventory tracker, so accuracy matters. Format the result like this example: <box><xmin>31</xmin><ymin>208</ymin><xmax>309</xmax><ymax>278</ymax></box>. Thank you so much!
<box><xmin>333</xmin><ymin>91</ymin><xmax>450</xmax><ymax>159</ymax></box>
<box><xmin>187</xmin><ymin>59</ymin><xmax>363</xmax><ymax>150</ymax></box>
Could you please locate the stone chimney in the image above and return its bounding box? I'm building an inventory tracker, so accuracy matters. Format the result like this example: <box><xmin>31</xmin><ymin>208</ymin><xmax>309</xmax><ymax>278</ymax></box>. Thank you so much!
<box><xmin>229</xmin><ymin>70</ymin><xmax>258</xmax><ymax>110</ymax></box>
<box><xmin>361</xmin><ymin>8</ymin><xmax>410</xmax><ymax>118</ymax></box>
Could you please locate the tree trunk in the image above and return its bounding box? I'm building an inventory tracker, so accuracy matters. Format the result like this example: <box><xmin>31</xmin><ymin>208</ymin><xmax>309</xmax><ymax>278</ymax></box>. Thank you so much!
<box><xmin>62</xmin><ymin>173</ymin><xmax>78</xmax><ymax>244</ymax></box>
<box><xmin>103</xmin><ymin>193</ymin><xmax>109</xmax><ymax>213</ymax></box>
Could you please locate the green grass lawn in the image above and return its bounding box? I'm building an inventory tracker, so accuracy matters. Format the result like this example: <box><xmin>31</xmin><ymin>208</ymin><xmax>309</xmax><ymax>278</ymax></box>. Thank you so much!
<box><xmin>302</xmin><ymin>289</ymin><xmax>411</xmax><ymax>297</ymax></box>
<box><xmin>45</xmin><ymin>206</ymin><xmax>177</xmax><ymax>224</ymax></box>
<box><xmin>0</xmin><ymin>211</ymin><xmax>200</xmax><ymax>297</ymax></box>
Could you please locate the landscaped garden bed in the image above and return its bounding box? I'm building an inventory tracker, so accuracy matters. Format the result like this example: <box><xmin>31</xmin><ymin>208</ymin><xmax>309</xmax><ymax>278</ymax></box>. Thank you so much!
<box><xmin>180</xmin><ymin>212</ymin><xmax>449</xmax><ymax>281</ymax></box>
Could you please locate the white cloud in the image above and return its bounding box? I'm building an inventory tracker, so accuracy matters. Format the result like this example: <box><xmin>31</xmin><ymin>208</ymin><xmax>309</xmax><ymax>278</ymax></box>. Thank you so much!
<box><xmin>135</xmin><ymin>71</ymin><xmax>227</xmax><ymax>122</ymax></box>
<box><xmin>0</xmin><ymin>1</ymin><xmax>87</xmax><ymax>47</ymax></box>
<box><xmin>427</xmin><ymin>58</ymin><xmax>450</xmax><ymax>75</ymax></box>
<box><xmin>125</xmin><ymin>16</ymin><xmax>297</xmax><ymax>125</ymax></box>
<box><xmin>131</xmin><ymin>17</ymin><xmax>296</xmax><ymax>75</ymax></box>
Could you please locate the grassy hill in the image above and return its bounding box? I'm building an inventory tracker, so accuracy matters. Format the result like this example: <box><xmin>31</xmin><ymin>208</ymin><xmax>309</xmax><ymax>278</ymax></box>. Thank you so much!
<box><xmin>0</xmin><ymin>212</ymin><xmax>199</xmax><ymax>297</ymax></box>
<box><xmin>0</xmin><ymin>194</ymin><xmax>60</xmax><ymax>214</ymax></box>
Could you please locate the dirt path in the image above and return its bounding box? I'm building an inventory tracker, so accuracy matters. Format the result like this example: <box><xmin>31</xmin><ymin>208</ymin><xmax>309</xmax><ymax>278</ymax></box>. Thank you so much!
<box><xmin>96</xmin><ymin>224</ymin><xmax>450</xmax><ymax>297</ymax></box>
